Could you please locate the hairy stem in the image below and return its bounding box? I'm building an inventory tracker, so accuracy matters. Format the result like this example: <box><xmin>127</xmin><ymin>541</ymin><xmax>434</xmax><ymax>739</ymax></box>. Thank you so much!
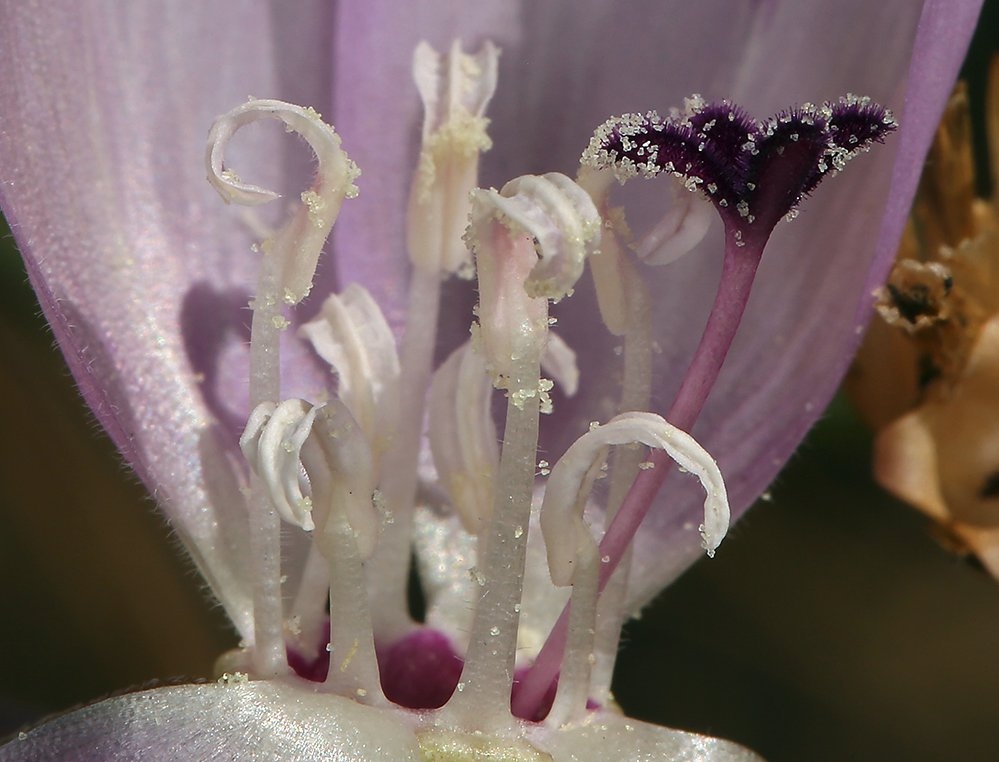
<box><xmin>445</xmin><ymin>356</ymin><xmax>542</xmax><ymax>730</ymax></box>
<box><xmin>247</xmin><ymin>250</ymin><xmax>289</xmax><ymax>677</ymax></box>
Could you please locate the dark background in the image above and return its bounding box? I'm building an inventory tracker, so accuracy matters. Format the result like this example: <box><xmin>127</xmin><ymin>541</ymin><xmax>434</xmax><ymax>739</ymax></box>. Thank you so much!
<box><xmin>1</xmin><ymin>5</ymin><xmax>998</xmax><ymax>759</ymax></box>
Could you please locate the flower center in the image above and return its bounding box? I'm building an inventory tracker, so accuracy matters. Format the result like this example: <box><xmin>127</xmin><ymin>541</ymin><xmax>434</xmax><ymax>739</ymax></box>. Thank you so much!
<box><xmin>205</xmin><ymin>38</ymin><xmax>896</xmax><ymax>736</ymax></box>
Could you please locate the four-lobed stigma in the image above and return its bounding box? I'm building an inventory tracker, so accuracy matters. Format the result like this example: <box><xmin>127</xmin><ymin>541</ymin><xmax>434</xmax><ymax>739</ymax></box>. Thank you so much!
<box><xmin>582</xmin><ymin>94</ymin><xmax>897</xmax><ymax>246</ymax></box>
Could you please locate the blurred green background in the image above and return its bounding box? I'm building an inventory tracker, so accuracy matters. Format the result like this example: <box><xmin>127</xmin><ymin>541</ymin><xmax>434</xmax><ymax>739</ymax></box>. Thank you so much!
<box><xmin>2</xmin><ymin>6</ymin><xmax>999</xmax><ymax>761</ymax></box>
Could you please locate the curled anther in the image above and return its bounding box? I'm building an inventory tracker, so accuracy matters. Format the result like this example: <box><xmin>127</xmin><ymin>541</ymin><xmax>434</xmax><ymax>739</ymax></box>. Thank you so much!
<box><xmin>206</xmin><ymin>99</ymin><xmax>360</xmax><ymax>303</ymax></box>
<box><xmin>541</xmin><ymin>411</ymin><xmax>730</xmax><ymax>587</ymax></box>
<box><xmin>299</xmin><ymin>284</ymin><xmax>401</xmax><ymax>459</ymax></box>
<box><xmin>475</xmin><ymin>173</ymin><xmax>601</xmax><ymax>301</ymax></box>
<box><xmin>241</xmin><ymin>399</ymin><xmax>319</xmax><ymax>531</ymax></box>
<box><xmin>467</xmin><ymin>172</ymin><xmax>600</xmax><ymax>390</ymax></box>
<box><xmin>240</xmin><ymin>399</ymin><xmax>379</xmax><ymax>558</ymax></box>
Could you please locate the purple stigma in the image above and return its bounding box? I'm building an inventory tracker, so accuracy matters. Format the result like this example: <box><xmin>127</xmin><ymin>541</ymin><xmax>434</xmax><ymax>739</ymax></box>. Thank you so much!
<box><xmin>583</xmin><ymin>94</ymin><xmax>896</xmax><ymax>243</ymax></box>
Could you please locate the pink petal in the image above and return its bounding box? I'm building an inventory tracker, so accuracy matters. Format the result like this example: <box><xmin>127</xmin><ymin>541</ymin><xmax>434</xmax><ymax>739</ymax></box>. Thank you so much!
<box><xmin>541</xmin><ymin>0</ymin><xmax>981</xmax><ymax>606</ymax></box>
<box><xmin>0</xmin><ymin>0</ymin><xmax>982</xmax><ymax>632</ymax></box>
<box><xmin>0</xmin><ymin>2</ymin><xmax>339</xmax><ymax>637</ymax></box>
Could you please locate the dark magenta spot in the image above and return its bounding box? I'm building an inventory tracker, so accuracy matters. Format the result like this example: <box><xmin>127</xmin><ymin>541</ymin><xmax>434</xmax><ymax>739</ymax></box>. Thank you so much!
<box><xmin>289</xmin><ymin>625</ymin><xmax>464</xmax><ymax>709</ymax></box>
<box><xmin>378</xmin><ymin>628</ymin><xmax>464</xmax><ymax>709</ymax></box>
<box><xmin>287</xmin><ymin>633</ymin><xmax>330</xmax><ymax>683</ymax></box>
<box><xmin>289</xmin><ymin>625</ymin><xmax>599</xmax><ymax>721</ymax></box>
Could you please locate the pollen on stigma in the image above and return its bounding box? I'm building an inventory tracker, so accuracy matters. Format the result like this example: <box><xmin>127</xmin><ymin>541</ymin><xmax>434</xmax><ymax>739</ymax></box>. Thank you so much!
<box><xmin>202</xmin><ymin>30</ymin><xmax>892</xmax><ymax>757</ymax></box>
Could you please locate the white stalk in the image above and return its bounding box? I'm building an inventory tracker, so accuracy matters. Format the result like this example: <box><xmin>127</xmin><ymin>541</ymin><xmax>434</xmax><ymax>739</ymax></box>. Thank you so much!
<box><xmin>207</xmin><ymin>98</ymin><xmax>358</xmax><ymax>676</ymax></box>
<box><xmin>445</xmin><ymin>173</ymin><xmax>600</xmax><ymax>730</ymax></box>
<box><xmin>540</xmin><ymin>412</ymin><xmax>731</xmax><ymax>722</ymax></box>
<box><xmin>589</xmin><ymin>257</ymin><xmax>653</xmax><ymax>704</ymax></box>
<box><xmin>445</xmin><ymin>350</ymin><xmax>544</xmax><ymax>729</ymax></box>
<box><xmin>365</xmin><ymin>41</ymin><xmax>499</xmax><ymax>638</ymax></box>
<box><xmin>366</xmin><ymin>266</ymin><xmax>443</xmax><ymax>639</ymax></box>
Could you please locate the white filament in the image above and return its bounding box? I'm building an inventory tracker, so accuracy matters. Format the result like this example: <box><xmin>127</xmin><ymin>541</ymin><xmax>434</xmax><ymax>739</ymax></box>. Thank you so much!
<box><xmin>207</xmin><ymin>100</ymin><xmax>358</xmax><ymax>676</ymax></box>
<box><xmin>303</xmin><ymin>402</ymin><xmax>384</xmax><ymax>701</ymax></box>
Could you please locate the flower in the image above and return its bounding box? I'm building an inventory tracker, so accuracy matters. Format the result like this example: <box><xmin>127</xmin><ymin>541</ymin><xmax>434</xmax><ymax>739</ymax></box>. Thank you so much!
<box><xmin>850</xmin><ymin>58</ymin><xmax>999</xmax><ymax>576</ymax></box>
<box><xmin>0</xmin><ymin>1</ymin><xmax>982</xmax><ymax>760</ymax></box>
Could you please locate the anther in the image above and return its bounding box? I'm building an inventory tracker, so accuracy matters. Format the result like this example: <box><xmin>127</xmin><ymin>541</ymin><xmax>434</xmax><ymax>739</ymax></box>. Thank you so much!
<box><xmin>467</xmin><ymin>172</ymin><xmax>600</xmax><ymax>394</ymax></box>
<box><xmin>542</xmin><ymin>411</ymin><xmax>730</xmax><ymax>589</ymax></box>
<box><xmin>207</xmin><ymin>99</ymin><xmax>360</xmax><ymax>304</ymax></box>
<box><xmin>408</xmin><ymin>40</ymin><xmax>499</xmax><ymax>275</ymax></box>
<box><xmin>299</xmin><ymin>284</ymin><xmax>401</xmax><ymax>460</ymax></box>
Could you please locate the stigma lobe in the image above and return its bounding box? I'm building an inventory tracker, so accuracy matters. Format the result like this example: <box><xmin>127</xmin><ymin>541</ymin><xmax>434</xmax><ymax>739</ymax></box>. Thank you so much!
<box><xmin>582</xmin><ymin>93</ymin><xmax>897</xmax><ymax>242</ymax></box>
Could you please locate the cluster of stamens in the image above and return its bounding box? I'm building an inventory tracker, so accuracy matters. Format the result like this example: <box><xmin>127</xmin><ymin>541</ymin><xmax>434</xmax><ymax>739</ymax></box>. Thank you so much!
<box><xmin>201</xmin><ymin>35</ymin><xmax>897</xmax><ymax>752</ymax></box>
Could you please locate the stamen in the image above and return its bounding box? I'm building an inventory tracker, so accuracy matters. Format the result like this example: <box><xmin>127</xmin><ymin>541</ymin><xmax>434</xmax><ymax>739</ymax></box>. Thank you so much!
<box><xmin>206</xmin><ymin>99</ymin><xmax>358</xmax><ymax>677</ymax></box>
<box><xmin>240</xmin><ymin>398</ymin><xmax>385</xmax><ymax>703</ymax></box>
<box><xmin>519</xmin><ymin>413</ymin><xmax>728</xmax><ymax>724</ymax></box>
<box><xmin>570</xmin><ymin>167</ymin><xmax>657</xmax><ymax>702</ymax></box>
<box><xmin>587</xmin><ymin>261</ymin><xmax>653</xmax><ymax>705</ymax></box>
<box><xmin>443</xmin><ymin>173</ymin><xmax>599</xmax><ymax>730</ymax></box>
<box><xmin>366</xmin><ymin>41</ymin><xmax>499</xmax><ymax>639</ymax></box>
<box><xmin>470</xmin><ymin>173</ymin><xmax>600</xmax><ymax>395</ymax></box>
<box><xmin>409</xmin><ymin>40</ymin><xmax>499</xmax><ymax>275</ymax></box>
<box><xmin>543</xmin><ymin>413</ymin><xmax>729</xmax><ymax>584</ymax></box>
<box><xmin>292</xmin><ymin>281</ymin><xmax>401</xmax><ymax>660</ymax></box>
